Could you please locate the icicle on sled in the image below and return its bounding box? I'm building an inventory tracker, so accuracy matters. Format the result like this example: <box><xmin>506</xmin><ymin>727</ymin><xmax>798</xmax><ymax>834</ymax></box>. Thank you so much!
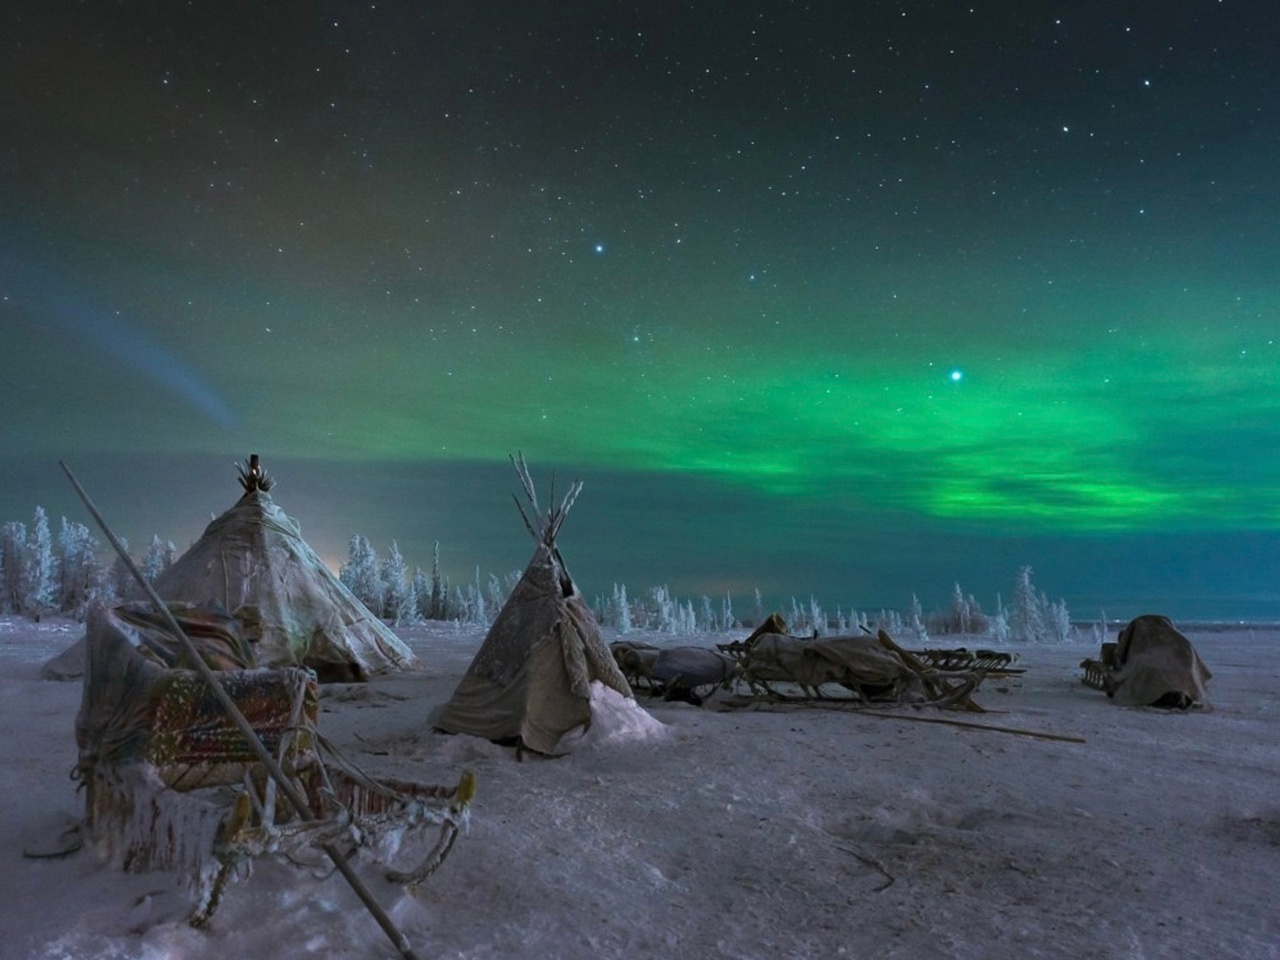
<box><xmin>74</xmin><ymin>600</ymin><xmax>475</xmax><ymax>925</ymax></box>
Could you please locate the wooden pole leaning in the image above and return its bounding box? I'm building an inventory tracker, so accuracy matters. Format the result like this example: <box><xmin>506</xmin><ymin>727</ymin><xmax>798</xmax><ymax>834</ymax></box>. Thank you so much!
<box><xmin>60</xmin><ymin>461</ymin><xmax>421</xmax><ymax>960</ymax></box>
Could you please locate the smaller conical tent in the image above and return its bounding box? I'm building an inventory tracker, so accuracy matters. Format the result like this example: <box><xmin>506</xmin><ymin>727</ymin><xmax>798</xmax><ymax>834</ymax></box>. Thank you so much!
<box><xmin>434</xmin><ymin>456</ymin><xmax>639</xmax><ymax>755</ymax></box>
<box><xmin>147</xmin><ymin>455</ymin><xmax>417</xmax><ymax>681</ymax></box>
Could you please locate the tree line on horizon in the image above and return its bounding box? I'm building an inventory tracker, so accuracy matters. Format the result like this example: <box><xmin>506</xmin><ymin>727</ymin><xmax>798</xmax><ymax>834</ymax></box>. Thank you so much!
<box><xmin>0</xmin><ymin>505</ymin><xmax>1074</xmax><ymax>643</ymax></box>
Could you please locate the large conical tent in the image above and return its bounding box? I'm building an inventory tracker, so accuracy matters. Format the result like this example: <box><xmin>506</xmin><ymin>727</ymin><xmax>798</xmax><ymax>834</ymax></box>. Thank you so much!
<box><xmin>146</xmin><ymin>455</ymin><xmax>417</xmax><ymax>681</ymax></box>
<box><xmin>434</xmin><ymin>456</ymin><xmax>637</xmax><ymax>755</ymax></box>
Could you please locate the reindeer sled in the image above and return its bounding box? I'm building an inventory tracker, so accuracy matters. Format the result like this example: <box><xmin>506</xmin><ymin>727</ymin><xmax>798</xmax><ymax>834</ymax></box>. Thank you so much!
<box><xmin>716</xmin><ymin>614</ymin><xmax>994</xmax><ymax>711</ymax></box>
<box><xmin>73</xmin><ymin>600</ymin><xmax>475</xmax><ymax>926</ymax></box>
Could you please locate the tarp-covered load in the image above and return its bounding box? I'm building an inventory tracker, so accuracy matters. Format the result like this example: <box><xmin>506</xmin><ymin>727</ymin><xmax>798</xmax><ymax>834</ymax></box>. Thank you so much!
<box><xmin>717</xmin><ymin>614</ymin><xmax>989</xmax><ymax>710</ymax></box>
<box><xmin>1081</xmin><ymin>614</ymin><xmax>1211</xmax><ymax>708</ymax></box>
<box><xmin>434</xmin><ymin>456</ymin><xmax>651</xmax><ymax>755</ymax></box>
<box><xmin>148</xmin><ymin>455</ymin><xmax>415</xmax><ymax>680</ymax></box>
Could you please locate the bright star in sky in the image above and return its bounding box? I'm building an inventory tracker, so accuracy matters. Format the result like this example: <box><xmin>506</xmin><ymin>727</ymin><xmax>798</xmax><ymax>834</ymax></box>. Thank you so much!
<box><xmin>949</xmin><ymin>369</ymin><xmax>964</xmax><ymax>382</ymax></box>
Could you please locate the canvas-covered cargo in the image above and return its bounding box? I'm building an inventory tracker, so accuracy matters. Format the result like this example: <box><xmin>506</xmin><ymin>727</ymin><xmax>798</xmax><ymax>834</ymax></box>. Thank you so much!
<box><xmin>735</xmin><ymin>631</ymin><xmax>925</xmax><ymax>701</ymax></box>
<box><xmin>1084</xmin><ymin>614</ymin><xmax>1211</xmax><ymax>708</ymax></box>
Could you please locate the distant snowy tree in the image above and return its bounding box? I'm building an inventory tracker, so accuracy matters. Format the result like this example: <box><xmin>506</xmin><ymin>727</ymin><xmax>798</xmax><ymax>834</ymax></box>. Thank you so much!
<box><xmin>429</xmin><ymin>541</ymin><xmax>446</xmax><ymax>620</ymax></box>
<box><xmin>1009</xmin><ymin>566</ymin><xmax>1044</xmax><ymax>642</ymax></box>
<box><xmin>412</xmin><ymin>567</ymin><xmax>432</xmax><ymax>622</ymax></box>
<box><xmin>340</xmin><ymin>534</ymin><xmax>382</xmax><ymax>614</ymax></box>
<box><xmin>470</xmin><ymin>568</ymin><xmax>487</xmax><ymax>626</ymax></box>
<box><xmin>814</xmin><ymin>597</ymin><xmax>829</xmax><ymax>636</ymax></box>
<box><xmin>612</xmin><ymin>583</ymin><xmax>632</xmax><ymax>634</ymax></box>
<box><xmin>909</xmin><ymin>593</ymin><xmax>928</xmax><ymax>641</ymax></box>
<box><xmin>381</xmin><ymin>541</ymin><xmax>412</xmax><ymax>624</ymax></box>
<box><xmin>699</xmin><ymin>595</ymin><xmax>716</xmax><ymax>633</ymax></box>
<box><xmin>988</xmin><ymin>605</ymin><xmax>1010</xmax><ymax>644</ymax></box>
<box><xmin>1042</xmin><ymin>595</ymin><xmax>1072</xmax><ymax>643</ymax></box>
<box><xmin>678</xmin><ymin>599</ymin><xmax>697</xmax><ymax>634</ymax></box>
<box><xmin>721</xmin><ymin>592</ymin><xmax>736</xmax><ymax>632</ymax></box>
<box><xmin>109</xmin><ymin>536</ymin><xmax>133</xmax><ymax>600</ymax></box>
<box><xmin>788</xmin><ymin>597</ymin><xmax>809</xmax><ymax>635</ymax></box>
<box><xmin>1</xmin><ymin>521</ymin><xmax>27</xmax><ymax>615</ymax></box>
<box><xmin>25</xmin><ymin>507</ymin><xmax>57</xmax><ymax>616</ymax></box>
<box><xmin>141</xmin><ymin>535</ymin><xmax>172</xmax><ymax>584</ymax></box>
<box><xmin>56</xmin><ymin>517</ymin><xmax>103</xmax><ymax>619</ymax></box>
<box><xmin>950</xmin><ymin>582</ymin><xmax>969</xmax><ymax>634</ymax></box>
<box><xmin>651</xmin><ymin>585</ymin><xmax>678</xmax><ymax>633</ymax></box>
<box><xmin>752</xmin><ymin>588</ymin><xmax>765</xmax><ymax>626</ymax></box>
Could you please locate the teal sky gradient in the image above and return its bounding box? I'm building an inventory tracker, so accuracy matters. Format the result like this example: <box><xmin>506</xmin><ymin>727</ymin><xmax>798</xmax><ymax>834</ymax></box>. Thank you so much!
<box><xmin>3</xmin><ymin>2</ymin><xmax>1279</xmax><ymax>619</ymax></box>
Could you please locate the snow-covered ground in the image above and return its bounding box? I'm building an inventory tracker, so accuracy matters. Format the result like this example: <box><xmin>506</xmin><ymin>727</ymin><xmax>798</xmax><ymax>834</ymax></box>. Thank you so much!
<box><xmin>2</xmin><ymin>616</ymin><xmax>1277</xmax><ymax>959</ymax></box>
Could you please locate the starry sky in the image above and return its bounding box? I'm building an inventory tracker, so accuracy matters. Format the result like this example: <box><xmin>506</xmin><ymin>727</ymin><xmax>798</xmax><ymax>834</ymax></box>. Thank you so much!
<box><xmin>3</xmin><ymin>1</ymin><xmax>1279</xmax><ymax>621</ymax></box>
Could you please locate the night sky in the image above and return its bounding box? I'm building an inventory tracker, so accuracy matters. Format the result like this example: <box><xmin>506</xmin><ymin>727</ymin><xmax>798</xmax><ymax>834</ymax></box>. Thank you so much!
<box><xmin>3</xmin><ymin>2</ymin><xmax>1279</xmax><ymax>621</ymax></box>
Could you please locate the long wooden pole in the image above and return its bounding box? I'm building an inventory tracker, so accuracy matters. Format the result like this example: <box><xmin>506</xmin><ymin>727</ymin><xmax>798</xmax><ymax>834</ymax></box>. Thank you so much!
<box><xmin>858</xmin><ymin>710</ymin><xmax>1086</xmax><ymax>744</ymax></box>
<box><xmin>61</xmin><ymin>461</ymin><xmax>421</xmax><ymax>960</ymax></box>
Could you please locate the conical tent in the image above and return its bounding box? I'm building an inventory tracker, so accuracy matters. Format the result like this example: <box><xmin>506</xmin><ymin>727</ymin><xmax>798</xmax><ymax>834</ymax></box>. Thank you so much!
<box><xmin>147</xmin><ymin>456</ymin><xmax>417</xmax><ymax>681</ymax></box>
<box><xmin>434</xmin><ymin>456</ymin><xmax>636</xmax><ymax>755</ymax></box>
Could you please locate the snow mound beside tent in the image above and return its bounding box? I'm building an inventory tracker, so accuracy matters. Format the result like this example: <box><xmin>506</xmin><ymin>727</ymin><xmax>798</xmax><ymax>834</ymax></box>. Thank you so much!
<box><xmin>560</xmin><ymin>680</ymin><xmax>670</xmax><ymax>749</ymax></box>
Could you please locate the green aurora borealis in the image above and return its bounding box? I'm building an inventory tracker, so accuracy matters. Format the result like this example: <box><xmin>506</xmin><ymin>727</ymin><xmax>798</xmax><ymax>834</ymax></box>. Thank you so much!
<box><xmin>3</xmin><ymin>2</ymin><xmax>1280</xmax><ymax>618</ymax></box>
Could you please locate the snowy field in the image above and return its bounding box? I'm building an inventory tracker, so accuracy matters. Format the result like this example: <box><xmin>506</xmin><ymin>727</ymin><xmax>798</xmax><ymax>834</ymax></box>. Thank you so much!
<box><xmin>1</xmin><ymin>616</ymin><xmax>1277</xmax><ymax>960</ymax></box>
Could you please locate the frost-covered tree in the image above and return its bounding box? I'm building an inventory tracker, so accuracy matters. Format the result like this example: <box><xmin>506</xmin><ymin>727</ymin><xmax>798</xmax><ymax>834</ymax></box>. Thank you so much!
<box><xmin>141</xmin><ymin>535</ymin><xmax>173</xmax><ymax>584</ymax></box>
<box><xmin>909</xmin><ymin>592</ymin><xmax>928</xmax><ymax>641</ymax></box>
<box><xmin>651</xmin><ymin>585</ymin><xmax>678</xmax><ymax>633</ymax></box>
<box><xmin>380</xmin><ymin>541</ymin><xmax>413</xmax><ymax>624</ymax></box>
<box><xmin>612</xmin><ymin>583</ymin><xmax>632</xmax><ymax>634</ymax></box>
<box><xmin>428</xmin><ymin>541</ymin><xmax>446</xmax><ymax>620</ymax></box>
<box><xmin>0</xmin><ymin>521</ymin><xmax>27</xmax><ymax>615</ymax></box>
<box><xmin>1042</xmin><ymin>595</ymin><xmax>1072</xmax><ymax>643</ymax></box>
<box><xmin>470</xmin><ymin>568</ymin><xmax>487</xmax><ymax>626</ymax></box>
<box><xmin>340</xmin><ymin>534</ymin><xmax>382</xmax><ymax>614</ymax></box>
<box><xmin>57</xmin><ymin>517</ymin><xmax>103</xmax><ymax>619</ymax></box>
<box><xmin>25</xmin><ymin>507</ymin><xmax>58</xmax><ymax>616</ymax></box>
<box><xmin>484</xmin><ymin>571</ymin><xmax>519</xmax><ymax>617</ymax></box>
<box><xmin>1009</xmin><ymin>565</ymin><xmax>1044</xmax><ymax>642</ymax></box>
<box><xmin>109</xmin><ymin>536</ymin><xmax>133</xmax><ymax>600</ymax></box>
<box><xmin>949</xmin><ymin>582</ymin><xmax>969</xmax><ymax>634</ymax></box>
<box><xmin>412</xmin><ymin>567</ymin><xmax>432</xmax><ymax>622</ymax></box>
<box><xmin>721</xmin><ymin>592</ymin><xmax>736</xmax><ymax>632</ymax></box>
<box><xmin>988</xmin><ymin>603</ymin><xmax>1010</xmax><ymax>644</ymax></box>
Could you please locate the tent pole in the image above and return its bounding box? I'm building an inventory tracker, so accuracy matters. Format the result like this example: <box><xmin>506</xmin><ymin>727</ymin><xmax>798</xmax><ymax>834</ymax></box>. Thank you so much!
<box><xmin>61</xmin><ymin>461</ymin><xmax>421</xmax><ymax>960</ymax></box>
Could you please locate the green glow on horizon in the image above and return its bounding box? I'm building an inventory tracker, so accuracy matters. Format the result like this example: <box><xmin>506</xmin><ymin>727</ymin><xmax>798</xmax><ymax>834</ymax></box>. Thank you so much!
<box><xmin>200</xmin><ymin>293</ymin><xmax>1280</xmax><ymax>537</ymax></box>
<box><xmin>24</xmin><ymin>241</ymin><xmax>1278</xmax><ymax>540</ymax></box>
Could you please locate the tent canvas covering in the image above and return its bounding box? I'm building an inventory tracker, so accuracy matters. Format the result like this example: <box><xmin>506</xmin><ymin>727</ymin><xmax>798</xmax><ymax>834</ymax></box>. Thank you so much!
<box><xmin>433</xmin><ymin>460</ymin><xmax>640</xmax><ymax>755</ymax></box>
<box><xmin>147</xmin><ymin>461</ymin><xmax>416</xmax><ymax>680</ymax></box>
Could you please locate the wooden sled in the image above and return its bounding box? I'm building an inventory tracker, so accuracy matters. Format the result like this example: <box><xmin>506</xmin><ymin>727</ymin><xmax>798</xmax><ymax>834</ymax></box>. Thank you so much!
<box><xmin>75</xmin><ymin>602</ymin><xmax>476</xmax><ymax>925</ymax></box>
